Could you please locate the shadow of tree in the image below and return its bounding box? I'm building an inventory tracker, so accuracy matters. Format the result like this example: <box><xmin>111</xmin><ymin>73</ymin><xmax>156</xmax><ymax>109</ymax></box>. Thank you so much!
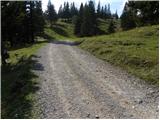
<box><xmin>9</xmin><ymin>40</ymin><xmax>49</xmax><ymax>51</ymax></box>
<box><xmin>2</xmin><ymin>55</ymin><xmax>43</xmax><ymax>118</ymax></box>
<box><xmin>41</xmin><ymin>32</ymin><xmax>55</xmax><ymax>41</ymax></box>
<box><xmin>52</xmin><ymin>40</ymin><xmax>83</xmax><ymax>46</ymax></box>
<box><xmin>55</xmin><ymin>23</ymin><xmax>67</xmax><ymax>28</ymax></box>
<box><xmin>51</xmin><ymin>25</ymin><xmax>69</xmax><ymax>37</ymax></box>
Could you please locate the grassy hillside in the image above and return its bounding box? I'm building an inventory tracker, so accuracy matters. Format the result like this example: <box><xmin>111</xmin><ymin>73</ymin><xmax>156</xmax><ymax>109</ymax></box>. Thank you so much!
<box><xmin>44</xmin><ymin>19</ymin><xmax>119</xmax><ymax>40</ymax></box>
<box><xmin>44</xmin><ymin>19</ymin><xmax>76</xmax><ymax>40</ymax></box>
<box><xmin>79</xmin><ymin>25</ymin><xmax>159</xmax><ymax>85</ymax></box>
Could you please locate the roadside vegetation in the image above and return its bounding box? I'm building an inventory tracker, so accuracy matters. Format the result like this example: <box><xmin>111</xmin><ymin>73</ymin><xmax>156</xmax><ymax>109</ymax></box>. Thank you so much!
<box><xmin>2</xmin><ymin>38</ymin><xmax>47</xmax><ymax>118</ymax></box>
<box><xmin>2</xmin><ymin>1</ymin><xmax>47</xmax><ymax>118</ymax></box>
<box><xmin>79</xmin><ymin>25</ymin><xmax>159</xmax><ymax>84</ymax></box>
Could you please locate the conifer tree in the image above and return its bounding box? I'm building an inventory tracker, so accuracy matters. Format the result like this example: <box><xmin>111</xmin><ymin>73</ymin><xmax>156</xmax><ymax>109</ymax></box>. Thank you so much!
<box><xmin>108</xmin><ymin>20</ymin><xmax>116</xmax><ymax>33</ymax></box>
<box><xmin>97</xmin><ymin>1</ymin><xmax>101</xmax><ymax>18</ymax></box>
<box><xmin>46</xmin><ymin>0</ymin><xmax>57</xmax><ymax>26</ymax></box>
<box><xmin>70</xmin><ymin>2</ymin><xmax>78</xmax><ymax>17</ymax></box>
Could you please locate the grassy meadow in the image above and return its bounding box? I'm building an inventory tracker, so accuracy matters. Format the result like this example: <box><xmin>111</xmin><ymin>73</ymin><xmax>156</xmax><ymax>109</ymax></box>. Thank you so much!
<box><xmin>79</xmin><ymin>25</ymin><xmax>159</xmax><ymax>84</ymax></box>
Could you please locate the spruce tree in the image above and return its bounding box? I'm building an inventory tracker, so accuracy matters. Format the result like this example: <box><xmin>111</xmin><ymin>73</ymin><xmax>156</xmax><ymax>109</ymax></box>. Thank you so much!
<box><xmin>70</xmin><ymin>2</ymin><xmax>78</xmax><ymax>17</ymax></box>
<box><xmin>34</xmin><ymin>1</ymin><xmax>45</xmax><ymax>36</ymax></box>
<box><xmin>120</xmin><ymin>2</ymin><xmax>137</xmax><ymax>30</ymax></box>
<box><xmin>81</xmin><ymin>1</ymin><xmax>97</xmax><ymax>36</ymax></box>
<box><xmin>46</xmin><ymin>0</ymin><xmax>57</xmax><ymax>26</ymax></box>
<box><xmin>58</xmin><ymin>5</ymin><xmax>63</xmax><ymax>18</ymax></box>
<box><xmin>97</xmin><ymin>1</ymin><xmax>101</xmax><ymax>18</ymax></box>
<box><xmin>108</xmin><ymin>20</ymin><xmax>116</xmax><ymax>33</ymax></box>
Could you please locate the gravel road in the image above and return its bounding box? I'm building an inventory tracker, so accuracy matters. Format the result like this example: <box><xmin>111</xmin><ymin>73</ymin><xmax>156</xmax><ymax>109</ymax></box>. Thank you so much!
<box><xmin>33</xmin><ymin>41</ymin><xmax>159</xmax><ymax>119</ymax></box>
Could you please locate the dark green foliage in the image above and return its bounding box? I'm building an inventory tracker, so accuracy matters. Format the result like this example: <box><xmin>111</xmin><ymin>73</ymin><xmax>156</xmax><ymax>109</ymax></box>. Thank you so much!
<box><xmin>70</xmin><ymin>2</ymin><xmax>78</xmax><ymax>17</ymax></box>
<box><xmin>108</xmin><ymin>20</ymin><xmax>116</xmax><ymax>33</ymax></box>
<box><xmin>97</xmin><ymin>1</ymin><xmax>101</xmax><ymax>18</ymax></box>
<box><xmin>63</xmin><ymin>2</ymin><xmax>71</xmax><ymax>20</ymax></box>
<box><xmin>58</xmin><ymin>2</ymin><xmax>78</xmax><ymax>20</ymax></box>
<box><xmin>46</xmin><ymin>0</ymin><xmax>57</xmax><ymax>26</ymax></box>
<box><xmin>1</xmin><ymin>1</ymin><xmax>45</xmax><ymax>45</ymax></box>
<box><xmin>1</xmin><ymin>1</ymin><xmax>45</xmax><ymax>65</ymax></box>
<box><xmin>121</xmin><ymin>1</ymin><xmax>159</xmax><ymax>30</ymax></box>
<box><xmin>73</xmin><ymin>1</ymin><xmax>98</xmax><ymax>36</ymax></box>
<box><xmin>112</xmin><ymin>10</ymin><xmax>119</xmax><ymax>19</ymax></box>
<box><xmin>58</xmin><ymin>5</ymin><xmax>63</xmax><ymax>18</ymax></box>
<box><xmin>133</xmin><ymin>1</ymin><xmax>159</xmax><ymax>25</ymax></box>
<box><xmin>120</xmin><ymin>3</ymin><xmax>137</xmax><ymax>30</ymax></box>
<box><xmin>34</xmin><ymin>1</ymin><xmax>45</xmax><ymax>36</ymax></box>
<box><xmin>96</xmin><ymin>2</ymin><xmax>112</xmax><ymax>19</ymax></box>
<box><xmin>73</xmin><ymin>16</ymin><xmax>81</xmax><ymax>35</ymax></box>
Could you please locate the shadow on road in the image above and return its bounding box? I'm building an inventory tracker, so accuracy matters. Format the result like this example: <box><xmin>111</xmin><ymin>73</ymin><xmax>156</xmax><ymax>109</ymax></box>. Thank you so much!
<box><xmin>52</xmin><ymin>40</ymin><xmax>83</xmax><ymax>46</ymax></box>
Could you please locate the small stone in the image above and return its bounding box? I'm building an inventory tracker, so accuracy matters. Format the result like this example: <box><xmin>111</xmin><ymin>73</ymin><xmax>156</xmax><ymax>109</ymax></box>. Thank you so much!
<box><xmin>135</xmin><ymin>99</ymin><xmax>143</xmax><ymax>104</ymax></box>
<box><xmin>132</xmin><ymin>106</ymin><xmax>135</xmax><ymax>109</ymax></box>
<box><xmin>149</xmin><ymin>90</ymin><xmax>155</xmax><ymax>94</ymax></box>
<box><xmin>104</xmin><ymin>76</ymin><xmax>108</xmax><ymax>78</ymax></box>
<box><xmin>87</xmin><ymin>113</ymin><xmax>90</xmax><ymax>117</ymax></box>
<box><xmin>95</xmin><ymin>115</ymin><xmax>99</xmax><ymax>119</ymax></box>
<box><xmin>138</xmin><ymin>100</ymin><xmax>143</xmax><ymax>104</ymax></box>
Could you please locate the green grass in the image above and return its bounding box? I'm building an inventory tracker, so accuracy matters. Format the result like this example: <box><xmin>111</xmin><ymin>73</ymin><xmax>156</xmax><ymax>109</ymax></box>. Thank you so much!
<box><xmin>44</xmin><ymin>19</ymin><xmax>77</xmax><ymax>40</ymax></box>
<box><xmin>97</xmin><ymin>18</ymin><xmax>121</xmax><ymax>34</ymax></box>
<box><xmin>79</xmin><ymin>25</ymin><xmax>159</xmax><ymax>85</ymax></box>
<box><xmin>2</xmin><ymin>38</ymin><xmax>47</xmax><ymax>118</ymax></box>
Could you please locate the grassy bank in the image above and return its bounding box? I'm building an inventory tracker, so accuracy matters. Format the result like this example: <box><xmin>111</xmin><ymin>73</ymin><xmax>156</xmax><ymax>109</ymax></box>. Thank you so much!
<box><xmin>44</xmin><ymin>19</ymin><xmax>76</xmax><ymax>40</ymax></box>
<box><xmin>79</xmin><ymin>25</ymin><xmax>159</xmax><ymax>85</ymax></box>
<box><xmin>2</xmin><ymin>38</ymin><xmax>47</xmax><ymax>118</ymax></box>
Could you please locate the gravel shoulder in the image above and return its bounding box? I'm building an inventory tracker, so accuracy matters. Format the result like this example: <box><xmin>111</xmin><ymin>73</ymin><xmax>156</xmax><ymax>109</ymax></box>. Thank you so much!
<box><xmin>33</xmin><ymin>41</ymin><xmax>159</xmax><ymax>119</ymax></box>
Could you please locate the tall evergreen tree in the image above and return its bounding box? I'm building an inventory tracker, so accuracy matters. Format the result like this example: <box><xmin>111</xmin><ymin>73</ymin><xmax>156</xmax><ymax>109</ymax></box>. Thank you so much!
<box><xmin>79</xmin><ymin>3</ymin><xmax>84</xmax><ymax>18</ymax></box>
<box><xmin>70</xmin><ymin>2</ymin><xmax>78</xmax><ymax>17</ymax></box>
<box><xmin>73</xmin><ymin>3</ymin><xmax>83</xmax><ymax>36</ymax></box>
<box><xmin>81</xmin><ymin>1</ymin><xmax>97</xmax><ymax>36</ymax></box>
<box><xmin>34</xmin><ymin>1</ymin><xmax>45</xmax><ymax>36</ymax></box>
<box><xmin>100</xmin><ymin>6</ymin><xmax>104</xmax><ymax>18</ymax></box>
<box><xmin>58</xmin><ymin>4</ymin><xmax>63</xmax><ymax>18</ymax></box>
<box><xmin>120</xmin><ymin>2</ymin><xmax>137</xmax><ymax>30</ymax></box>
<box><xmin>107</xmin><ymin>4</ymin><xmax>111</xmax><ymax>19</ymax></box>
<box><xmin>46</xmin><ymin>0</ymin><xmax>57</xmax><ymax>26</ymax></box>
<box><xmin>97</xmin><ymin>1</ymin><xmax>101</xmax><ymax>18</ymax></box>
<box><xmin>108</xmin><ymin>20</ymin><xmax>116</xmax><ymax>33</ymax></box>
<box><xmin>63</xmin><ymin>2</ymin><xmax>71</xmax><ymax>20</ymax></box>
<box><xmin>115</xmin><ymin>10</ymin><xmax>119</xmax><ymax>19</ymax></box>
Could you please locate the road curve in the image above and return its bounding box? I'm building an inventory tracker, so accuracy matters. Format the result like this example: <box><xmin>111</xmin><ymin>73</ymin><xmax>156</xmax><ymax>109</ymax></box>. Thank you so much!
<box><xmin>33</xmin><ymin>41</ymin><xmax>158</xmax><ymax>119</ymax></box>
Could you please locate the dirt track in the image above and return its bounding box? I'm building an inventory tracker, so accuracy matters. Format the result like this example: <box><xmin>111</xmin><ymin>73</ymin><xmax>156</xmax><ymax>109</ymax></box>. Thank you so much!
<box><xmin>33</xmin><ymin>41</ymin><xmax>158</xmax><ymax>119</ymax></box>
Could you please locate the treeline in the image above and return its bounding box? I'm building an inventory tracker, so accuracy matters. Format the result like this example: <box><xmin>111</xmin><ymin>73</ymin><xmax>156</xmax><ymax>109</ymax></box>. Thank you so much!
<box><xmin>45</xmin><ymin>0</ymin><xmax>118</xmax><ymax>36</ymax></box>
<box><xmin>2</xmin><ymin>1</ymin><xmax>45</xmax><ymax>47</ymax></box>
<box><xmin>2</xmin><ymin>0</ymin><xmax>159</xmax><ymax>45</ymax></box>
<box><xmin>121</xmin><ymin>1</ymin><xmax>159</xmax><ymax>30</ymax></box>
